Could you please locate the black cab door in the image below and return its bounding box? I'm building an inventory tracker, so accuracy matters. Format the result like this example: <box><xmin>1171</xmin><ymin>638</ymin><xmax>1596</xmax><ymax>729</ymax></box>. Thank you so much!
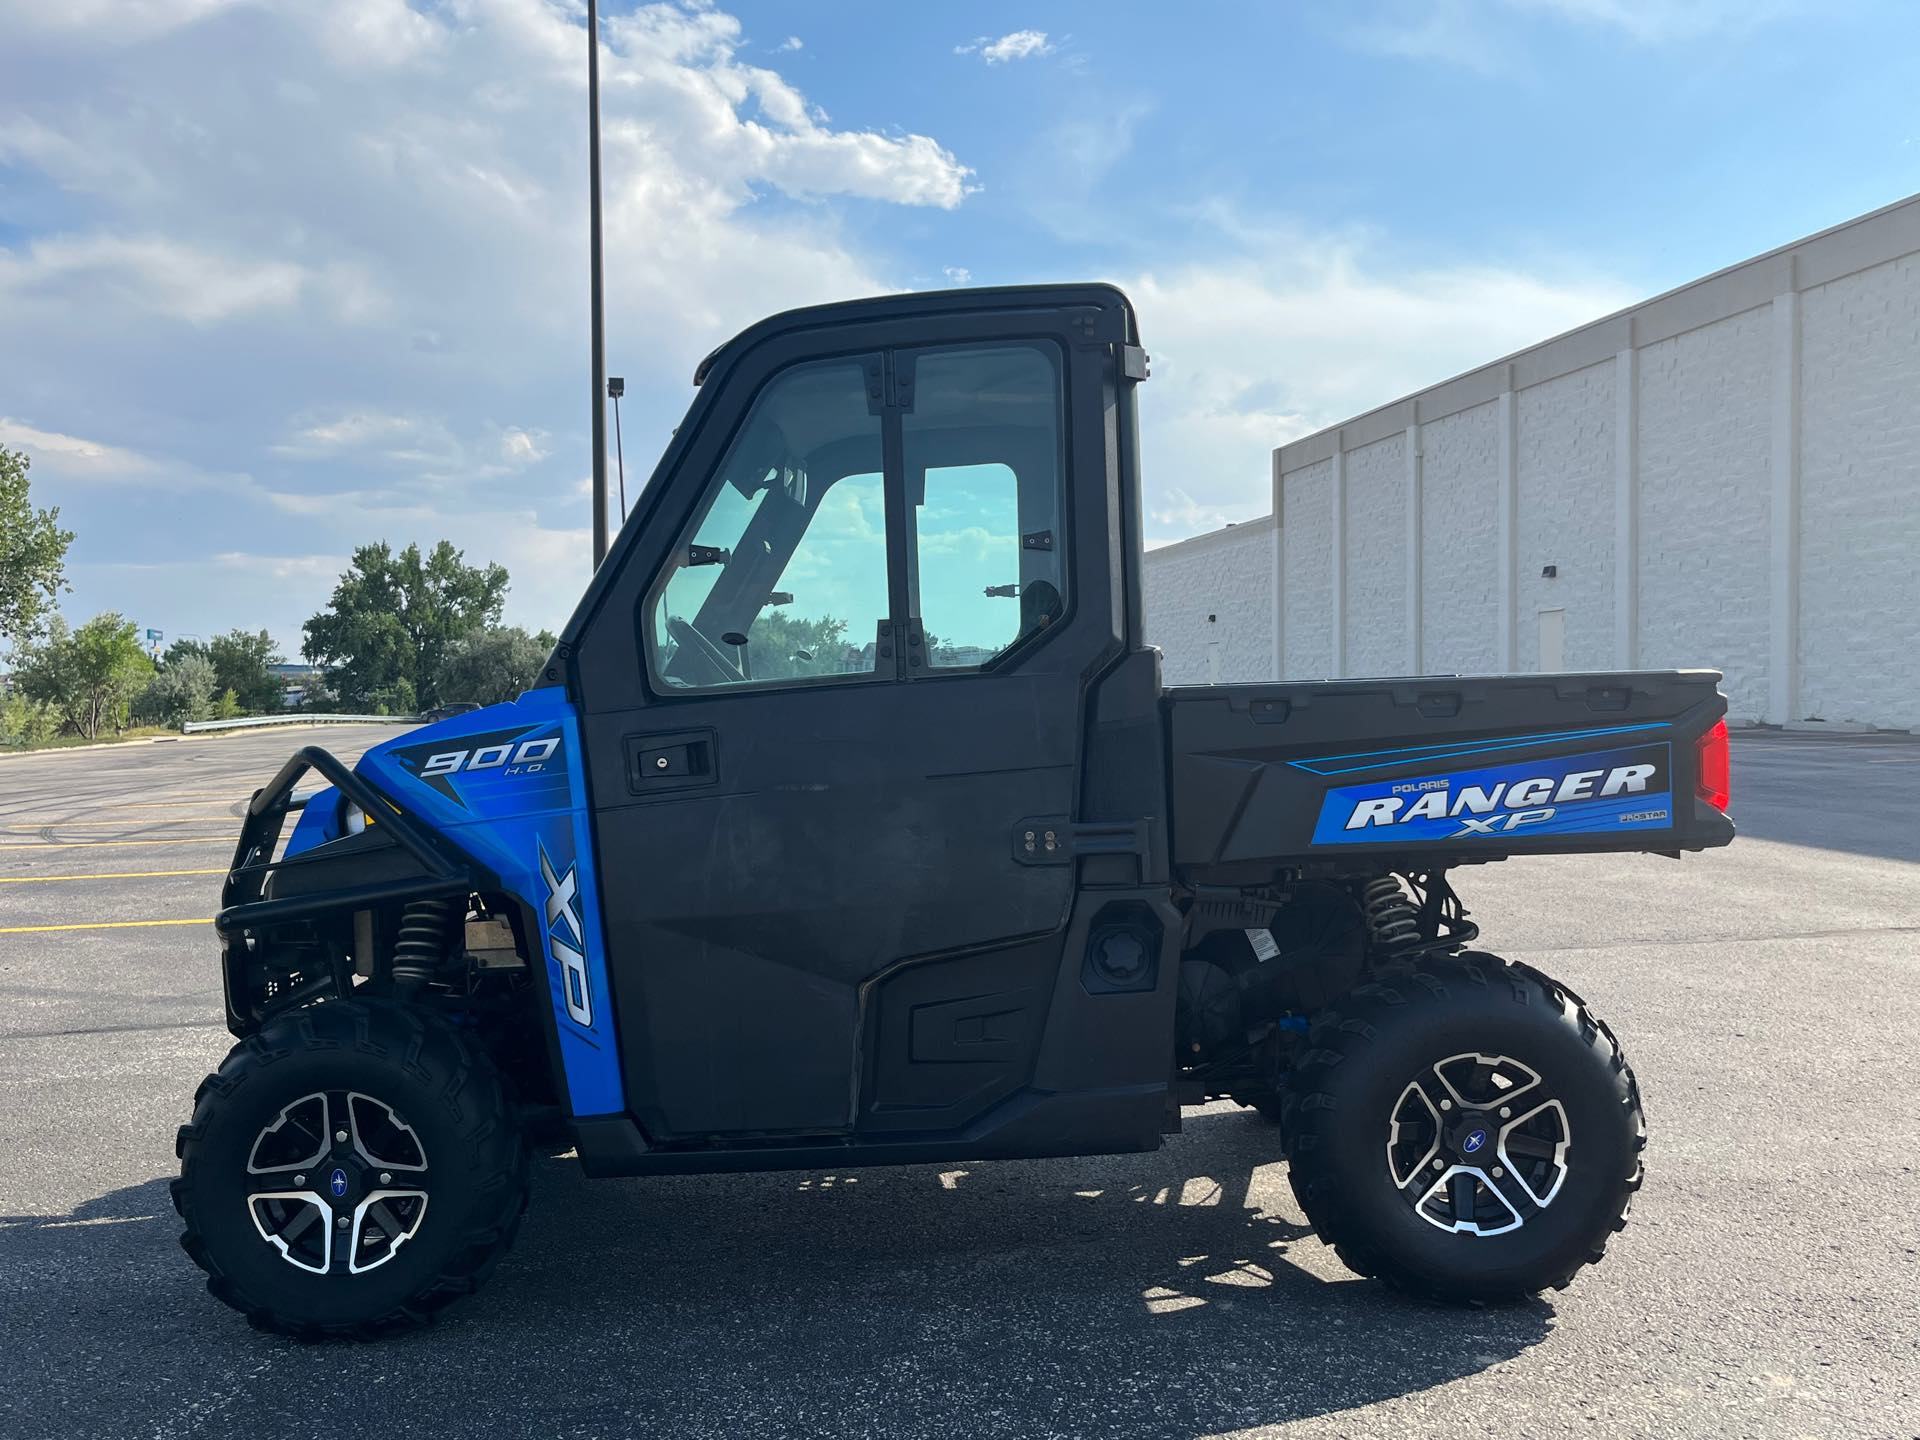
<box><xmin>565</xmin><ymin>290</ymin><xmax>1135</xmax><ymax>1143</ymax></box>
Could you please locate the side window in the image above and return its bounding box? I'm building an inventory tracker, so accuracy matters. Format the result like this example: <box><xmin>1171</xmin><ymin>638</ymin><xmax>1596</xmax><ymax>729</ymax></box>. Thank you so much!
<box><xmin>647</xmin><ymin>358</ymin><xmax>888</xmax><ymax>690</ymax></box>
<box><xmin>901</xmin><ymin>344</ymin><xmax>1066</xmax><ymax>669</ymax></box>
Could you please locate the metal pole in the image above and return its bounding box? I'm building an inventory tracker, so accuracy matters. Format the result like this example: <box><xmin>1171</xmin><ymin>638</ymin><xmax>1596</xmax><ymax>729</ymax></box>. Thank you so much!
<box><xmin>587</xmin><ymin>0</ymin><xmax>609</xmax><ymax>567</ymax></box>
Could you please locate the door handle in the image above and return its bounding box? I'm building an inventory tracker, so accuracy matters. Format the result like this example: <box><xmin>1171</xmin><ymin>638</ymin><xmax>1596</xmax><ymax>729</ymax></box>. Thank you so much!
<box><xmin>624</xmin><ymin>728</ymin><xmax>718</xmax><ymax>795</ymax></box>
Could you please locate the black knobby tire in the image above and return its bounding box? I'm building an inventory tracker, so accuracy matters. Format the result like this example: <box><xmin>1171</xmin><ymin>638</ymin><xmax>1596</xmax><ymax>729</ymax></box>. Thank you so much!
<box><xmin>1243</xmin><ymin>1091</ymin><xmax>1288</xmax><ymax>1124</ymax></box>
<box><xmin>173</xmin><ymin>999</ymin><xmax>530</xmax><ymax>1338</ymax></box>
<box><xmin>1282</xmin><ymin>952</ymin><xmax>1645</xmax><ymax>1303</ymax></box>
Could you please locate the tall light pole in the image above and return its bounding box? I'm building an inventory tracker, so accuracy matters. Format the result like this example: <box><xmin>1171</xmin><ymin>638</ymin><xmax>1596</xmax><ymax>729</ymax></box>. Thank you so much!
<box><xmin>587</xmin><ymin>0</ymin><xmax>609</xmax><ymax>568</ymax></box>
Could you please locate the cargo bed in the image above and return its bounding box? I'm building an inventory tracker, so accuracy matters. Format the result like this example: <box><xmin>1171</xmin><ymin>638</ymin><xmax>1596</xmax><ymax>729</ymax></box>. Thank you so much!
<box><xmin>1166</xmin><ymin>670</ymin><xmax>1734</xmax><ymax>880</ymax></box>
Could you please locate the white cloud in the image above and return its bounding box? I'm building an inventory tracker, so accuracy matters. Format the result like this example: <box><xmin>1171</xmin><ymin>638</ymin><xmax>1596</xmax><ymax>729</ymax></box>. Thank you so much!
<box><xmin>1508</xmin><ymin>0</ymin><xmax>1796</xmax><ymax>42</ymax></box>
<box><xmin>0</xmin><ymin>234</ymin><xmax>312</xmax><ymax>325</ymax></box>
<box><xmin>0</xmin><ymin>0</ymin><xmax>976</xmax><ymax>650</ymax></box>
<box><xmin>499</xmin><ymin>426</ymin><xmax>548</xmax><ymax>465</ymax></box>
<box><xmin>1349</xmin><ymin>2</ymin><xmax>1511</xmax><ymax>73</ymax></box>
<box><xmin>315</xmin><ymin>0</ymin><xmax>446</xmax><ymax>68</ymax></box>
<box><xmin>776</xmin><ymin>35</ymin><xmax>803</xmax><ymax>53</ymax></box>
<box><xmin>943</xmin><ymin>265</ymin><xmax>972</xmax><ymax>285</ymax></box>
<box><xmin>0</xmin><ymin>418</ymin><xmax>157</xmax><ymax>478</ymax></box>
<box><xmin>1126</xmin><ymin>222</ymin><xmax>1637</xmax><ymax>544</ymax></box>
<box><xmin>0</xmin><ymin>0</ymin><xmax>244</xmax><ymax>46</ymax></box>
<box><xmin>276</xmin><ymin>412</ymin><xmax>425</xmax><ymax>456</ymax></box>
<box><xmin>1351</xmin><ymin>0</ymin><xmax>1800</xmax><ymax>70</ymax></box>
<box><xmin>957</xmin><ymin>30</ymin><xmax>1054</xmax><ymax>64</ymax></box>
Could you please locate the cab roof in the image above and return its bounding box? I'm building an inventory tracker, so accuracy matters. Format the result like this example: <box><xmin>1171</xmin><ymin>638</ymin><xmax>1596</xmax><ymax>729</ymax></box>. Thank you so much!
<box><xmin>692</xmin><ymin>282</ymin><xmax>1139</xmax><ymax>386</ymax></box>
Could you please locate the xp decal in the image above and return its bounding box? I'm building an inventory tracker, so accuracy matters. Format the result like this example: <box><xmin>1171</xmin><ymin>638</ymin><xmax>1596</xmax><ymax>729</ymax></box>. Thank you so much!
<box><xmin>540</xmin><ymin>843</ymin><xmax>592</xmax><ymax>1026</ymax></box>
<box><xmin>1310</xmin><ymin>743</ymin><xmax>1674</xmax><ymax>845</ymax></box>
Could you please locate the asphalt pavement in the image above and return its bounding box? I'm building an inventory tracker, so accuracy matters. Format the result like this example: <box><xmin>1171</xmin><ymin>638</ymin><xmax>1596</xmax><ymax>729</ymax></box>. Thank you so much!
<box><xmin>0</xmin><ymin>725</ymin><xmax>1915</xmax><ymax>1439</ymax></box>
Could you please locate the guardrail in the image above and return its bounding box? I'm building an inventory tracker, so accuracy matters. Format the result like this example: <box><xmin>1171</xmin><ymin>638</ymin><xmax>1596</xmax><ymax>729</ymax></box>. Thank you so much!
<box><xmin>182</xmin><ymin>713</ymin><xmax>407</xmax><ymax>734</ymax></box>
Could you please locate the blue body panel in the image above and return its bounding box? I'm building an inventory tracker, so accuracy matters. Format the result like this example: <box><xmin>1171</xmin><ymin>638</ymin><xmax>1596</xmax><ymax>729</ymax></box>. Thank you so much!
<box><xmin>340</xmin><ymin>688</ymin><xmax>623</xmax><ymax>1117</ymax></box>
<box><xmin>285</xmin><ymin>786</ymin><xmax>342</xmax><ymax>856</ymax></box>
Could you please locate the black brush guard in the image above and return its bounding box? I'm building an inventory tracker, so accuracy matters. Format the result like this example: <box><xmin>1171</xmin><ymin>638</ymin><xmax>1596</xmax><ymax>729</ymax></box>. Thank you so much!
<box><xmin>216</xmin><ymin>746</ymin><xmax>480</xmax><ymax>1035</ymax></box>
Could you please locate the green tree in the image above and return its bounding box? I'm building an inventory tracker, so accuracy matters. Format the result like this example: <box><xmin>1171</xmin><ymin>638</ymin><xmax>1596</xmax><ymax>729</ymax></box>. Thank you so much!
<box><xmin>0</xmin><ymin>691</ymin><xmax>58</xmax><ymax>748</ymax></box>
<box><xmin>0</xmin><ymin>445</ymin><xmax>76</xmax><ymax>654</ymax></box>
<box><xmin>743</xmin><ymin>611</ymin><xmax>852</xmax><ymax>680</ymax></box>
<box><xmin>139</xmin><ymin>651</ymin><xmax>217</xmax><ymax>727</ymax></box>
<box><xmin>15</xmin><ymin>613</ymin><xmax>155</xmax><ymax>739</ymax></box>
<box><xmin>434</xmin><ymin>626</ymin><xmax>555</xmax><ymax>707</ymax></box>
<box><xmin>164</xmin><ymin>637</ymin><xmax>211</xmax><ymax>668</ymax></box>
<box><xmin>207</xmin><ymin>628</ymin><xmax>285</xmax><ymax>713</ymax></box>
<box><xmin>302</xmin><ymin>541</ymin><xmax>509</xmax><ymax>711</ymax></box>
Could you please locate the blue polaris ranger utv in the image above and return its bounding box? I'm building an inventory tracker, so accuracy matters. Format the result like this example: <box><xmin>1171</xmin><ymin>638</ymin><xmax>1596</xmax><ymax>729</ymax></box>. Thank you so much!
<box><xmin>174</xmin><ymin>286</ymin><xmax>1735</xmax><ymax>1335</ymax></box>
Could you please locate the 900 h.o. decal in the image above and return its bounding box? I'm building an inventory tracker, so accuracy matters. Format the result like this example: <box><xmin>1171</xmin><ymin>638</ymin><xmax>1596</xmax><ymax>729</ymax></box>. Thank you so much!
<box><xmin>389</xmin><ymin>725</ymin><xmax>568</xmax><ymax>809</ymax></box>
<box><xmin>1309</xmin><ymin>743</ymin><xmax>1674</xmax><ymax>846</ymax></box>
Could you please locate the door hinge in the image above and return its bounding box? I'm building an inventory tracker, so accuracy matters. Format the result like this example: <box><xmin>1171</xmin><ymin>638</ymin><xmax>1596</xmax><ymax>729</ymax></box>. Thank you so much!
<box><xmin>888</xmin><ymin>352</ymin><xmax>917</xmax><ymax>411</ymax></box>
<box><xmin>1120</xmin><ymin>344</ymin><xmax>1151</xmax><ymax>382</ymax></box>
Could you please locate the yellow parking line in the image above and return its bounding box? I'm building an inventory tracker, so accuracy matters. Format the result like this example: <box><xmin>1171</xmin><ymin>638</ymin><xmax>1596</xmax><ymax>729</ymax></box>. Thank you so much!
<box><xmin>0</xmin><ymin>869</ymin><xmax>226</xmax><ymax>884</ymax></box>
<box><xmin>4</xmin><ymin>818</ymin><xmax>238</xmax><ymax>831</ymax></box>
<box><xmin>119</xmin><ymin>799</ymin><xmax>245</xmax><ymax>808</ymax></box>
<box><xmin>0</xmin><ymin>837</ymin><xmax>234</xmax><ymax>850</ymax></box>
<box><xmin>0</xmin><ymin>917</ymin><xmax>214</xmax><ymax>934</ymax></box>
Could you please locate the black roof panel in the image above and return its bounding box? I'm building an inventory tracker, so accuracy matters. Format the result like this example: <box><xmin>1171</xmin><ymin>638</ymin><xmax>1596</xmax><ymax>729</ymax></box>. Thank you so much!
<box><xmin>693</xmin><ymin>282</ymin><xmax>1138</xmax><ymax>385</ymax></box>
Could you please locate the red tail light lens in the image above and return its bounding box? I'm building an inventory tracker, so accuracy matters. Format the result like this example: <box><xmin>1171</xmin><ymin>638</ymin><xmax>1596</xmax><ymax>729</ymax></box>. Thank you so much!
<box><xmin>1695</xmin><ymin>719</ymin><xmax>1730</xmax><ymax>812</ymax></box>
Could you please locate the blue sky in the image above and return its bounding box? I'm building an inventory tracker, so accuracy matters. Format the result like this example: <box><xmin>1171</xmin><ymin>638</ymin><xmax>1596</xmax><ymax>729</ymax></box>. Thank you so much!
<box><xmin>2</xmin><ymin>0</ymin><xmax>1917</xmax><ymax>656</ymax></box>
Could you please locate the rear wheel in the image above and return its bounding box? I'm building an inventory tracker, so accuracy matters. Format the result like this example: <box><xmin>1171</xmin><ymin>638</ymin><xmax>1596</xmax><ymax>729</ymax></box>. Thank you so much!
<box><xmin>173</xmin><ymin>999</ymin><xmax>529</xmax><ymax>1337</ymax></box>
<box><xmin>1283</xmin><ymin>952</ymin><xmax>1644</xmax><ymax>1302</ymax></box>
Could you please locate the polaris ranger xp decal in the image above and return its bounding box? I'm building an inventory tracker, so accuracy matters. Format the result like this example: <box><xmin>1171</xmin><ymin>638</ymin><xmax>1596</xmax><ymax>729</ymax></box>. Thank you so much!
<box><xmin>1310</xmin><ymin>742</ymin><xmax>1673</xmax><ymax>845</ymax></box>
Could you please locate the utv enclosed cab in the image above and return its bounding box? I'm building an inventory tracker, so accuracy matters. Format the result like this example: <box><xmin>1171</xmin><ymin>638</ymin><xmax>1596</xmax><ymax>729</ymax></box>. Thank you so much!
<box><xmin>175</xmin><ymin>285</ymin><xmax>1732</xmax><ymax>1335</ymax></box>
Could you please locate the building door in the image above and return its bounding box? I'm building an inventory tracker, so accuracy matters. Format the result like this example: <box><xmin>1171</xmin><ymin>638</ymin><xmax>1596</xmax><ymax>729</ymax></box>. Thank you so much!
<box><xmin>1538</xmin><ymin>608</ymin><xmax>1566</xmax><ymax>672</ymax></box>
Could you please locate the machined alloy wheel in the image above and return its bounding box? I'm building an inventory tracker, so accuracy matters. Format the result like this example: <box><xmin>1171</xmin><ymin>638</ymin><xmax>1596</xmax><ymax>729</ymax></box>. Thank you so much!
<box><xmin>174</xmin><ymin>999</ymin><xmax>529</xmax><ymax>1338</ymax></box>
<box><xmin>245</xmin><ymin>1091</ymin><xmax>432</xmax><ymax>1276</ymax></box>
<box><xmin>1283</xmin><ymin>952</ymin><xmax>1645</xmax><ymax>1303</ymax></box>
<box><xmin>1385</xmin><ymin>1052</ymin><xmax>1571</xmax><ymax>1236</ymax></box>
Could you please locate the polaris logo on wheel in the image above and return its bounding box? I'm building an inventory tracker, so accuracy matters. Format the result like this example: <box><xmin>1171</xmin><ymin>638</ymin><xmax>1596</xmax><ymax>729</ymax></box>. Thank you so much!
<box><xmin>1310</xmin><ymin>743</ymin><xmax>1674</xmax><ymax>846</ymax></box>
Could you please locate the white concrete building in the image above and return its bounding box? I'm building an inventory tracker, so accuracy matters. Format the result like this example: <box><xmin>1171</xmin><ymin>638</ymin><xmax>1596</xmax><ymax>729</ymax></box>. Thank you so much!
<box><xmin>1143</xmin><ymin>195</ymin><xmax>1920</xmax><ymax>730</ymax></box>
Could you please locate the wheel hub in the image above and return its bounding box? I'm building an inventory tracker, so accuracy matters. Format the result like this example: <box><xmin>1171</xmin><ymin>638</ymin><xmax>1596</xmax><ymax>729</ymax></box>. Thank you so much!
<box><xmin>245</xmin><ymin>1091</ymin><xmax>431</xmax><ymax>1275</ymax></box>
<box><xmin>1386</xmin><ymin>1052</ymin><xmax>1572</xmax><ymax>1236</ymax></box>
<box><xmin>1447</xmin><ymin>1114</ymin><xmax>1493</xmax><ymax>1159</ymax></box>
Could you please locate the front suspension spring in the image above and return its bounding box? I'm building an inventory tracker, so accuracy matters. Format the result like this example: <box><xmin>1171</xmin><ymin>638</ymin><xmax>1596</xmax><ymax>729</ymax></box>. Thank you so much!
<box><xmin>391</xmin><ymin>896</ymin><xmax>461</xmax><ymax>989</ymax></box>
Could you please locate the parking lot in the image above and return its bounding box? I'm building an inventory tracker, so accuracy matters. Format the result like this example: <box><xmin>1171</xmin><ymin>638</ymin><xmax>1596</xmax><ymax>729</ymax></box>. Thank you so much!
<box><xmin>1</xmin><ymin>726</ymin><xmax>1915</xmax><ymax>1439</ymax></box>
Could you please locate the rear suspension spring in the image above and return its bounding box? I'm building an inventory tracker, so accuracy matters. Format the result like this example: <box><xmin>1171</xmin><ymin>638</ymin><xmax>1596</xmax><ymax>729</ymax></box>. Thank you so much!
<box><xmin>1363</xmin><ymin>876</ymin><xmax>1423</xmax><ymax>955</ymax></box>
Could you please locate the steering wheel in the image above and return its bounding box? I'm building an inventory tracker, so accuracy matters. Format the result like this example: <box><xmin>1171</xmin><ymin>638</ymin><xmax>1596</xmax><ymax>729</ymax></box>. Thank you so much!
<box><xmin>666</xmin><ymin>616</ymin><xmax>746</xmax><ymax>684</ymax></box>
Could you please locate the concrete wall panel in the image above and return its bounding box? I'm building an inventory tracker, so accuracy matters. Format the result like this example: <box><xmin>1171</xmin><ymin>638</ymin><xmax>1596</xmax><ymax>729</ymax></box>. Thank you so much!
<box><xmin>1635</xmin><ymin>306</ymin><xmax>1773</xmax><ymax>720</ymax></box>
<box><xmin>1419</xmin><ymin>401</ymin><xmax>1501</xmax><ymax>675</ymax></box>
<box><xmin>1343</xmin><ymin>433</ymin><xmax>1408</xmax><ymax>677</ymax></box>
<box><xmin>1515</xmin><ymin>361</ymin><xmax>1615</xmax><ymax>672</ymax></box>
<box><xmin>1798</xmin><ymin>253</ymin><xmax>1920</xmax><ymax>728</ymax></box>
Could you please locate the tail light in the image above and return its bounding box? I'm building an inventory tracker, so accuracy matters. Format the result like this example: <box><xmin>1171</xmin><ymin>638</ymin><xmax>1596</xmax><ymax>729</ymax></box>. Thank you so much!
<box><xmin>1694</xmin><ymin>719</ymin><xmax>1731</xmax><ymax>812</ymax></box>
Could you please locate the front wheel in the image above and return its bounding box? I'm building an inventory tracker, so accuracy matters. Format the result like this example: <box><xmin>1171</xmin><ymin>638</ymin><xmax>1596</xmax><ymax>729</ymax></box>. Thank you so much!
<box><xmin>173</xmin><ymin>999</ymin><xmax>530</xmax><ymax>1337</ymax></box>
<box><xmin>1283</xmin><ymin>953</ymin><xmax>1644</xmax><ymax>1303</ymax></box>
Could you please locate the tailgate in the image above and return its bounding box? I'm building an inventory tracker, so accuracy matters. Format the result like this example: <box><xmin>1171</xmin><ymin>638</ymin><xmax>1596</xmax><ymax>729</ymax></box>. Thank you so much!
<box><xmin>1166</xmin><ymin>670</ymin><xmax>1735</xmax><ymax>873</ymax></box>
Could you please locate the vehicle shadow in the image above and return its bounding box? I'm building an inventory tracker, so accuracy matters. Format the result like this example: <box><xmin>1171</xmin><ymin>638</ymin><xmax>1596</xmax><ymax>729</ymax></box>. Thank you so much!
<box><xmin>0</xmin><ymin>1107</ymin><xmax>1553</xmax><ymax>1440</ymax></box>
